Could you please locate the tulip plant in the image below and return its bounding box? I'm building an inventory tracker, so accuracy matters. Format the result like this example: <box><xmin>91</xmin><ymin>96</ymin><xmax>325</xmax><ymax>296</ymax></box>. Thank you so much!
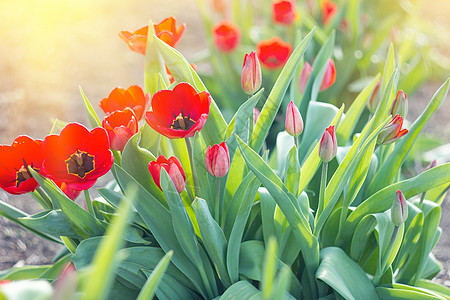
<box><xmin>0</xmin><ymin>12</ymin><xmax>450</xmax><ymax>300</ymax></box>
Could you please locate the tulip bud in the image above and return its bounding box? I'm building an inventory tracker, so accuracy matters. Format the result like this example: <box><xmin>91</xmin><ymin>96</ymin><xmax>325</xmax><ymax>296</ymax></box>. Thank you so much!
<box><xmin>149</xmin><ymin>156</ymin><xmax>186</xmax><ymax>193</ymax></box>
<box><xmin>102</xmin><ymin>108</ymin><xmax>139</xmax><ymax>151</ymax></box>
<box><xmin>241</xmin><ymin>51</ymin><xmax>262</xmax><ymax>95</ymax></box>
<box><xmin>320</xmin><ymin>59</ymin><xmax>336</xmax><ymax>91</ymax></box>
<box><xmin>205</xmin><ymin>142</ymin><xmax>230</xmax><ymax>178</ymax></box>
<box><xmin>377</xmin><ymin>115</ymin><xmax>408</xmax><ymax>145</ymax></box>
<box><xmin>391</xmin><ymin>190</ymin><xmax>408</xmax><ymax>226</ymax></box>
<box><xmin>391</xmin><ymin>90</ymin><xmax>408</xmax><ymax>117</ymax></box>
<box><xmin>285</xmin><ymin>101</ymin><xmax>303</xmax><ymax>137</ymax></box>
<box><xmin>299</xmin><ymin>62</ymin><xmax>312</xmax><ymax>94</ymax></box>
<box><xmin>319</xmin><ymin>126</ymin><xmax>337</xmax><ymax>162</ymax></box>
<box><xmin>367</xmin><ymin>80</ymin><xmax>381</xmax><ymax>114</ymax></box>
<box><xmin>425</xmin><ymin>160</ymin><xmax>438</xmax><ymax>171</ymax></box>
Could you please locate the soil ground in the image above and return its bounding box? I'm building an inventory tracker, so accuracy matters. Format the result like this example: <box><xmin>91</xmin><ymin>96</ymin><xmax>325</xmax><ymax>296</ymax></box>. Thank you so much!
<box><xmin>0</xmin><ymin>0</ymin><xmax>448</xmax><ymax>288</ymax></box>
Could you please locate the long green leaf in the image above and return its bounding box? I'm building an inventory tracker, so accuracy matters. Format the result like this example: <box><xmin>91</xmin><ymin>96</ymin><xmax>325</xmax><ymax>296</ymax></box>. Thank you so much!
<box><xmin>137</xmin><ymin>251</ymin><xmax>173</xmax><ymax>300</ymax></box>
<box><xmin>144</xmin><ymin>20</ymin><xmax>168</xmax><ymax>95</ymax></box>
<box><xmin>79</xmin><ymin>86</ymin><xmax>101</xmax><ymax>128</ymax></box>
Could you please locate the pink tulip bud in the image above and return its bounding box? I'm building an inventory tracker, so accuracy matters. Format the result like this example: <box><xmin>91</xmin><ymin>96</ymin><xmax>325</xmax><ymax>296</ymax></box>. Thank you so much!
<box><xmin>320</xmin><ymin>59</ymin><xmax>336</xmax><ymax>91</ymax></box>
<box><xmin>285</xmin><ymin>101</ymin><xmax>303</xmax><ymax>137</ymax></box>
<box><xmin>205</xmin><ymin>142</ymin><xmax>230</xmax><ymax>178</ymax></box>
<box><xmin>391</xmin><ymin>190</ymin><xmax>408</xmax><ymax>226</ymax></box>
<box><xmin>367</xmin><ymin>80</ymin><xmax>381</xmax><ymax>114</ymax></box>
<box><xmin>319</xmin><ymin>126</ymin><xmax>337</xmax><ymax>162</ymax></box>
<box><xmin>425</xmin><ymin>160</ymin><xmax>438</xmax><ymax>171</ymax></box>
<box><xmin>241</xmin><ymin>51</ymin><xmax>262</xmax><ymax>95</ymax></box>
<box><xmin>298</xmin><ymin>62</ymin><xmax>312</xmax><ymax>94</ymax></box>
<box><xmin>102</xmin><ymin>108</ymin><xmax>139</xmax><ymax>151</ymax></box>
<box><xmin>391</xmin><ymin>90</ymin><xmax>408</xmax><ymax>117</ymax></box>
<box><xmin>149</xmin><ymin>156</ymin><xmax>186</xmax><ymax>193</ymax></box>
<box><xmin>377</xmin><ymin>115</ymin><xmax>408</xmax><ymax>145</ymax></box>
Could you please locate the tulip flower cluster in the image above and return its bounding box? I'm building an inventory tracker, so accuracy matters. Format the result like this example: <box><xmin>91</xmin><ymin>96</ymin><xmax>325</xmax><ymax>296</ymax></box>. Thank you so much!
<box><xmin>0</xmin><ymin>6</ymin><xmax>449</xmax><ymax>300</ymax></box>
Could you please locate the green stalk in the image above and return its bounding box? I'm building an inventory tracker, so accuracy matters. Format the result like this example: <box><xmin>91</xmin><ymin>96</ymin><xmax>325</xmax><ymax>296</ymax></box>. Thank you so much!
<box><xmin>314</xmin><ymin>162</ymin><xmax>328</xmax><ymax>235</ymax></box>
<box><xmin>84</xmin><ymin>189</ymin><xmax>95</xmax><ymax>216</ymax></box>
<box><xmin>214</xmin><ymin>177</ymin><xmax>220</xmax><ymax>223</ymax></box>
<box><xmin>185</xmin><ymin>137</ymin><xmax>197</xmax><ymax>201</ymax></box>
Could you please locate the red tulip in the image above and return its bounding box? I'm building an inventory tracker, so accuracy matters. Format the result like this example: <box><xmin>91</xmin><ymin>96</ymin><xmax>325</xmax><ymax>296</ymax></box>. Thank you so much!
<box><xmin>241</xmin><ymin>51</ymin><xmax>262</xmax><ymax>95</ymax></box>
<box><xmin>119</xmin><ymin>17</ymin><xmax>186</xmax><ymax>54</ymax></box>
<box><xmin>154</xmin><ymin>16</ymin><xmax>186</xmax><ymax>48</ymax></box>
<box><xmin>257</xmin><ymin>37</ymin><xmax>293</xmax><ymax>69</ymax></box>
<box><xmin>272</xmin><ymin>0</ymin><xmax>296</xmax><ymax>25</ymax></box>
<box><xmin>145</xmin><ymin>82</ymin><xmax>211</xmax><ymax>139</ymax></box>
<box><xmin>0</xmin><ymin>136</ymin><xmax>44</xmax><ymax>195</ymax></box>
<box><xmin>319</xmin><ymin>126</ymin><xmax>337</xmax><ymax>162</ymax></box>
<box><xmin>321</xmin><ymin>0</ymin><xmax>338</xmax><ymax>25</ymax></box>
<box><xmin>99</xmin><ymin>85</ymin><xmax>150</xmax><ymax>121</ymax></box>
<box><xmin>320</xmin><ymin>59</ymin><xmax>336</xmax><ymax>91</ymax></box>
<box><xmin>377</xmin><ymin>115</ymin><xmax>408</xmax><ymax>145</ymax></box>
<box><xmin>285</xmin><ymin>101</ymin><xmax>303</xmax><ymax>137</ymax></box>
<box><xmin>42</xmin><ymin>123</ymin><xmax>113</xmax><ymax>191</ymax></box>
<box><xmin>149</xmin><ymin>156</ymin><xmax>186</xmax><ymax>193</ymax></box>
<box><xmin>391</xmin><ymin>90</ymin><xmax>408</xmax><ymax>117</ymax></box>
<box><xmin>298</xmin><ymin>62</ymin><xmax>312</xmax><ymax>94</ymax></box>
<box><xmin>212</xmin><ymin>20</ymin><xmax>240</xmax><ymax>52</ymax></box>
<box><xmin>102</xmin><ymin>108</ymin><xmax>139</xmax><ymax>151</ymax></box>
<box><xmin>205</xmin><ymin>142</ymin><xmax>230</xmax><ymax>178</ymax></box>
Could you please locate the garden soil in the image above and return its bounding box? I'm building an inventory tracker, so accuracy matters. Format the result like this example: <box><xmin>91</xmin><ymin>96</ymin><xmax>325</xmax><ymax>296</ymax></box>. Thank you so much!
<box><xmin>0</xmin><ymin>0</ymin><xmax>448</xmax><ymax>287</ymax></box>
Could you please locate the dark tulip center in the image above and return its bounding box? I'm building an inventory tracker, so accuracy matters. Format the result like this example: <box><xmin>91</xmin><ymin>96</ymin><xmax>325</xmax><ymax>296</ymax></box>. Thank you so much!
<box><xmin>15</xmin><ymin>164</ymin><xmax>34</xmax><ymax>187</ymax></box>
<box><xmin>170</xmin><ymin>110</ymin><xmax>195</xmax><ymax>131</ymax></box>
<box><xmin>65</xmin><ymin>150</ymin><xmax>95</xmax><ymax>179</ymax></box>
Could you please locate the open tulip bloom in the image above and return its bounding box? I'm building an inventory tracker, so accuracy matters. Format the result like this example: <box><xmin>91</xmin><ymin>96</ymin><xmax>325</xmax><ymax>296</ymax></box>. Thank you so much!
<box><xmin>0</xmin><ymin>8</ymin><xmax>449</xmax><ymax>300</ymax></box>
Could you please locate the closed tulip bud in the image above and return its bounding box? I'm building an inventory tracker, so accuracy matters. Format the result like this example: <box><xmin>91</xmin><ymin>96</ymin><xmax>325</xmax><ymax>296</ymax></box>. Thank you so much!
<box><xmin>149</xmin><ymin>156</ymin><xmax>186</xmax><ymax>193</ymax></box>
<box><xmin>377</xmin><ymin>115</ymin><xmax>408</xmax><ymax>145</ymax></box>
<box><xmin>320</xmin><ymin>59</ymin><xmax>336</xmax><ymax>91</ymax></box>
<box><xmin>425</xmin><ymin>159</ymin><xmax>438</xmax><ymax>171</ymax></box>
<box><xmin>319</xmin><ymin>126</ymin><xmax>337</xmax><ymax>162</ymax></box>
<box><xmin>205</xmin><ymin>142</ymin><xmax>230</xmax><ymax>178</ymax></box>
<box><xmin>298</xmin><ymin>62</ymin><xmax>312</xmax><ymax>94</ymax></box>
<box><xmin>241</xmin><ymin>51</ymin><xmax>262</xmax><ymax>95</ymax></box>
<box><xmin>285</xmin><ymin>101</ymin><xmax>303</xmax><ymax>137</ymax></box>
<box><xmin>391</xmin><ymin>90</ymin><xmax>408</xmax><ymax>117</ymax></box>
<box><xmin>367</xmin><ymin>80</ymin><xmax>381</xmax><ymax>114</ymax></box>
<box><xmin>391</xmin><ymin>190</ymin><xmax>408</xmax><ymax>226</ymax></box>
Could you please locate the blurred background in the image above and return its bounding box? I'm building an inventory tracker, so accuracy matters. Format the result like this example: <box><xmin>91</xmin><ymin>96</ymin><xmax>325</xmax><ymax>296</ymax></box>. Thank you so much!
<box><xmin>0</xmin><ymin>0</ymin><xmax>448</xmax><ymax>285</ymax></box>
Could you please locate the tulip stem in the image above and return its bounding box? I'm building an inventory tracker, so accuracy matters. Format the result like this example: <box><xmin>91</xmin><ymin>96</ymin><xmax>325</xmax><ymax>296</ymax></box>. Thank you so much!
<box><xmin>84</xmin><ymin>189</ymin><xmax>95</xmax><ymax>216</ymax></box>
<box><xmin>215</xmin><ymin>177</ymin><xmax>221</xmax><ymax>223</ymax></box>
<box><xmin>185</xmin><ymin>138</ymin><xmax>197</xmax><ymax>200</ymax></box>
<box><xmin>418</xmin><ymin>192</ymin><xmax>426</xmax><ymax>209</ymax></box>
<box><xmin>294</xmin><ymin>135</ymin><xmax>299</xmax><ymax>149</ymax></box>
<box><xmin>314</xmin><ymin>162</ymin><xmax>328</xmax><ymax>235</ymax></box>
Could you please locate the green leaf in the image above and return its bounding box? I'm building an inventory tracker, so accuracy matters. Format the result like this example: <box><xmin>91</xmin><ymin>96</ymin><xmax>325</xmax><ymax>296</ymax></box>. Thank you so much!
<box><xmin>19</xmin><ymin>210</ymin><xmax>87</xmax><ymax>239</ymax></box>
<box><xmin>285</xmin><ymin>145</ymin><xmax>301</xmax><ymax>197</ymax></box>
<box><xmin>80</xmin><ymin>182</ymin><xmax>134</xmax><ymax>300</ymax></box>
<box><xmin>336</xmin><ymin>74</ymin><xmax>381</xmax><ymax>145</ymax></box>
<box><xmin>261</xmin><ymin>238</ymin><xmax>278</xmax><ymax>299</ymax></box>
<box><xmin>29</xmin><ymin>169</ymin><xmax>105</xmax><ymax>237</ymax></box>
<box><xmin>79</xmin><ymin>86</ymin><xmax>101</xmax><ymax>128</ymax></box>
<box><xmin>316</xmin><ymin>247</ymin><xmax>378</xmax><ymax>300</ymax></box>
<box><xmin>0</xmin><ymin>265</ymin><xmax>51</xmax><ymax>281</ymax></box>
<box><xmin>376</xmin><ymin>285</ymin><xmax>446</xmax><ymax>300</ymax></box>
<box><xmin>251</xmin><ymin>28</ymin><xmax>315</xmax><ymax>152</ymax></box>
<box><xmin>220</xmin><ymin>281</ymin><xmax>261</xmax><ymax>300</ymax></box>
<box><xmin>416</xmin><ymin>280</ymin><xmax>450</xmax><ymax>299</ymax></box>
<box><xmin>226</xmin><ymin>175</ymin><xmax>260</xmax><ymax>283</ymax></box>
<box><xmin>192</xmin><ymin>197</ymin><xmax>231</xmax><ymax>287</ymax></box>
<box><xmin>137</xmin><ymin>251</ymin><xmax>173</xmax><ymax>300</ymax></box>
<box><xmin>368</xmin><ymin>79</ymin><xmax>450</xmax><ymax>195</ymax></box>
